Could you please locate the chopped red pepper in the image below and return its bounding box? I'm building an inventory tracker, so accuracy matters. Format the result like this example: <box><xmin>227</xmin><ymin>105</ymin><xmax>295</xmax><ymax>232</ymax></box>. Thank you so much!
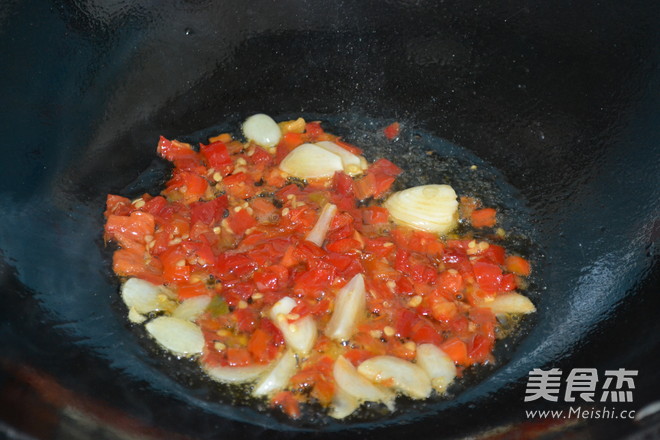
<box><xmin>383</xmin><ymin>122</ymin><xmax>400</xmax><ymax>140</ymax></box>
<box><xmin>505</xmin><ymin>255</ymin><xmax>532</xmax><ymax>276</ymax></box>
<box><xmin>271</xmin><ymin>391</ymin><xmax>301</xmax><ymax>419</ymax></box>
<box><xmin>471</xmin><ymin>208</ymin><xmax>497</xmax><ymax>228</ymax></box>
<box><xmin>104</xmin><ymin>117</ymin><xmax>535</xmax><ymax>420</ymax></box>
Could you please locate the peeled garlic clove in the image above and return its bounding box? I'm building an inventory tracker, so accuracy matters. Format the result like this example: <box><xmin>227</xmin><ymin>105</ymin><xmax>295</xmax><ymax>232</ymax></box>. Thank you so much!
<box><xmin>172</xmin><ymin>295</ymin><xmax>212</xmax><ymax>321</ymax></box>
<box><xmin>269</xmin><ymin>297</ymin><xmax>317</xmax><ymax>354</ymax></box>
<box><xmin>145</xmin><ymin>316</ymin><xmax>204</xmax><ymax>357</ymax></box>
<box><xmin>305</xmin><ymin>203</ymin><xmax>337</xmax><ymax>246</ymax></box>
<box><xmin>281</xmin><ymin>315</ymin><xmax>317</xmax><ymax>354</ymax></box>
<box><xmin>270</xmin><ymin>296</ymin><xmax>298</xmax><ymax>317</ymax></box>
<box><xmin>357</xmin><ymin>355</ymin><xmax>432</xmax><ymax>399</ymax></box>
<box><xmin>278</xmin><ymin>117</ymin><xmax>306</xmax><ymax>134</ymax></box>
<box><xmin>121</xmin><ymin>277</ymin><xmax>172</xmax><ymax>314</ymax></box>
<box><xmin>384</xmin><ymin>184</ymin><xmax>459</xmax><ymax>235</ymax></box>
<box><xmin>315</xmin><ymin>141</ymin><xmax>365</xmax><ymax>176</ymax></box>
<box><xmin>329</xmin><ymin>385</ymin><xmax>360</xmax><ymax>419</ymax></box>
<box><xmin>333</xmin><ymin>356</ymin><xmax>394</xmax><ymax>408</ymax></box>
<box><xmin>484</xmin><ymin>292</ymin><xmax>536</xmax><ymax>315</ymax></box>
<box><xmin>279</xmin><ymin>143</ymin><xmax>344</xmax><ymax>179</ymax></box>
<box><xmin>242</xmin><ymin>113</ymin><xmax>281</xmax><ymax>148</ymax></box>
<box><xmin>415</xmin><ymin>344</ymin><xmax>457</xmax><ymax>393</ymax></box>
<box><xmin>325</xmin><ymin>273</ymin><xmax>366</xmax><ymax>342</ymax></box>
<box><xmin>128</xmin><ymin>307</ymin><xmax>147</xmax><ymax>324</ymax></box>
<box><xmin>253</xmin><ymin>349</ymin><xmax>297</xmax><ymax>396</ymax></box>
<box><xmin>205</xmin><ymin>364</ymin><xmax>270</xmax><ymax>384</ymax></box>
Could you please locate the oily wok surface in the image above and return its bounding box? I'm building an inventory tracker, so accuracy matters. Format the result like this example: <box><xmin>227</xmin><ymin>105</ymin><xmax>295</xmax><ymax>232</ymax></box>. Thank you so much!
<box><xmin>0</xmin><ymin>0</ymin><xmax>658</xmax><ymax>439</ymax></box>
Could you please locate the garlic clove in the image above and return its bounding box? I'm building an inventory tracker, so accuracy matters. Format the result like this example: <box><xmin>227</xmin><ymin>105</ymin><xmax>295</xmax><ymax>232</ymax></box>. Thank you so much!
<box><xmin>279</xmin><ymin>143</ymin><xmax>344</xmax><ymax>179</ymax></box>
<box><xmin>172</xmin><ymin>295</ymin><xmax>212</xmax><ymax>321</ymax></box>
<box><xmin>325</xmin><ymin>273</ymin><xmax>366</xmax><ymax>342</ymax></box>
<box><xmin>315</xmin><ymin>141</ymin><xmax>365</xmax><ymax>176</ymax></box>
<box><xmin>305</xmin><ymin>203</ymin><xmax>337</xmax><ymax>246</ymax></box>
<box><xmin>145</xmin><ymin>316</ymin><xmax>204</xmax><ymax>357</ymax></box>
<box><xmin>484</xmin><ymin>292</ymin><xmax>536</xmax><ymax>315</ymax></box>
<box><xmin>333</xmin><ymin>356</ymin><xmax>395</xmax><ymax>408</ymax></box>
<box><xmin>242</xmin><ymin>114</ymin><xmax>282</xmax><ymax>148</ymax></box>
<box><xmin>205</xmin><ymin>364</ymin><xmax>270</xmax><ymax>384</ymax></box>
<box><xmin>121</xmin><ymin>277</ymin><xmax>169</xmax><ymax>314</ymax></box>
<box><xmin>357</xmin><ymin>355</ymin><xmax>432</xmax><ymax>399</ymax></box>
<box><xmin>269</xmin><ymin>297</ymin><xmax>317</xmax><ymax>354</ymax></box>
<box><xmin>128</xmin><ymin>307</ymin><xmax>147</xmax><ymax>324</ymax></box>
<box><xmin>384</xmin><ymin>184</ymin><xmax>459</xmax><ymax>235</ymax></box>
<box><xmin>253</xmin><ymin>349</ymin><xmax>297</xmax><ymax>396</ymax></box>
<box><xmin>278</xmin><ymin>117</ymin><xmax>306</xmax><ymax>134</ymax></box>
<box><xmin>415</xmin><ymin>344</ymin><xmax>457</xmax><ymax>393</ymax></box>
<box><xmin>329</xmin><ymin>385</ymin><xmax>360</xmax><ymax>419</ymax></box>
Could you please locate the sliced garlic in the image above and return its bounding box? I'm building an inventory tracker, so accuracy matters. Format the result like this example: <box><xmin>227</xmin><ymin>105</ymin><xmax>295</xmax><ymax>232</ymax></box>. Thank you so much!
<box><xmin>145</xmin><ymin>316</ymin><xmax>204</xmax><ymax>357</ymax></box>
<box><xmin>384</xmin><ymin>184</ymin><xmax>459</xmax><ymax>235</ymax></box>
<box><xmin>329</xmin><ymin>385</ymin><xmax>360</xmax><ymax>419</ymax></box>
<box><xmin>357</xmin><ymin>355</ymin><xmax>432</xmax><ymax>399</ymax></box>
<box><xmin>325</xmin><ymin>273</ymin><xmax>366</xmax><ymax>342</ymax></box>
<box><xmin>279</xmin><ymin>143</ymin><xmax>344</xmax><ymax>179</ymax></box>
<box><xmin>172</xmin><ymin>295</ymin><xmax>212</xmax><ymax>321</ymax></box>
<box><xmin>121</xmin><ymin>278</ymin><xmax>175</xmax><ymax>314</ymax></box>
<box><xmin>415</xmin><ymin>344</ymin><xmax>457</xmax><ymax>393</ymax></box>
<box><xmin>253</xmin><ymin>349</ymin><xmax>297</xmax><ymax>396</ymax></box>
<box><xmin>242</xmin><ymin>114</ymin><xmax>282</xmax><ymax>148</ymax></box>
<box><xmin>483</xmin><ymin>292</ymin><xmax>536</xmax><ymax>315</ymax></box>
<box><xmin>315</xmin><ymin>141</ymin><xmax>365</xmax><ymax>176</ymax></box>
<box><xmin>333</xmin><ymin>356</ymin><xmax>395</xmax><ymax>409</ymax></box>
<box><xmin>205</xmin><ymin>364</ymin><xmax>270</xmax><ymax>384</ymax></box>
<box><xmin>269</xmin><ymin>297</ymin><xmax>317</xmax><ymax>354</ymax></box>
<box><xmin>305</xmin><ymin>203</ymin><xmax>337</xmax><ymax>246</ymax></box>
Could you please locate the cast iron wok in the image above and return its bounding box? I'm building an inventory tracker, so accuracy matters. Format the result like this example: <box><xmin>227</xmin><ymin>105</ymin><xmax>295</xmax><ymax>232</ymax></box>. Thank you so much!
<box><xmin>0</xmin><ymin>0</ymin><xmax>658</xmax><ymax>439</ymax></box>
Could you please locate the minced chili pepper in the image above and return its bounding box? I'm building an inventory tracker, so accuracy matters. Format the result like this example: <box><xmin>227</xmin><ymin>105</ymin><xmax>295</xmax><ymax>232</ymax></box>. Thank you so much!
<box><xmin>104</xmin><ymin>115</ymin><xmax>534</xmax><ymax>419</ymax></box>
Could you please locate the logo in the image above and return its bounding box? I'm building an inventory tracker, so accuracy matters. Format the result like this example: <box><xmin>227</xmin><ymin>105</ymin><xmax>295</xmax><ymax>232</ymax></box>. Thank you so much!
<box><xmin>523</xmin><ymin>368</ymin><xmax>639</xmax><ymax>420</ymax></box>
<box><xmin>524</xmin><ymin>368</ymin><xmax>638</xmax><ymax>403</ymax></box>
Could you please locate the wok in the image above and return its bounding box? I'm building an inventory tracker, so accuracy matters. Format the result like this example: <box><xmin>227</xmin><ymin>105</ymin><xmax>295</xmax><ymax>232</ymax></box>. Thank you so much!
<box><xmin>0</xmin><ymin>0</ymin><xmax>658</xmax><ymax>439</ymax></box>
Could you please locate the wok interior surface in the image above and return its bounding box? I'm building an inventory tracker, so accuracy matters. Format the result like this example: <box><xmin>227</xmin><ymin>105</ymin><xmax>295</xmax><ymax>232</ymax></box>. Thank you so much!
<box><xmin>0</xmin><ymin>0</ymin><xmax>658</xmax><ymax>439</ymax></box>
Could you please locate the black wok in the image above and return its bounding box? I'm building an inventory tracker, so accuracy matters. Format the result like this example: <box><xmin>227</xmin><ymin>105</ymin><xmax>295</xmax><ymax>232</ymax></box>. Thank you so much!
<box><xmin>0</xmin><ymin>1</ymin><xmax>658</xmax><ymax>439</ymax></box>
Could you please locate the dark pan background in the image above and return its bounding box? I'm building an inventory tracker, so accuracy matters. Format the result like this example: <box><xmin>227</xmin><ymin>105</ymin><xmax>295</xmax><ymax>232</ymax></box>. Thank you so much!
<box><xmin>0</xmin><ymin>1</ymin><xmax>658</xmax><ymax>439</ymax></box>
